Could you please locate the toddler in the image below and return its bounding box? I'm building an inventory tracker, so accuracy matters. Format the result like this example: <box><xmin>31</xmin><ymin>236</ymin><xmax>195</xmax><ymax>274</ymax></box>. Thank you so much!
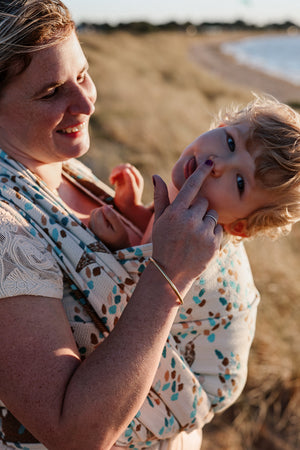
<box><xmin>88</xmin><ymin>94</ymin><xmax>300</xmax><ymax>436</ymax></box>
<box><xmin>89</xmin><ymin>94</ymin><xmax>300</xmax><ymax>248</ymax></box>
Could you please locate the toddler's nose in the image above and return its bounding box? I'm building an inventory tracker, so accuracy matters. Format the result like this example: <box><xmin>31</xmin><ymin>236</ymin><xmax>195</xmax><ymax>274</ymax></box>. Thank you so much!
<box><xmin>209</xmin><ymin>156</ymin><xmax>231</xmax><ymax>177</ymax></box>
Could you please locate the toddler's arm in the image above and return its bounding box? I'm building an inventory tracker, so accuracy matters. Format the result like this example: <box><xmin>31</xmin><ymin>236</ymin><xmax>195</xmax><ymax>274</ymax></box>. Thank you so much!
<box><xmin>110</xmin><ymin>164</ymin><xmax>153</xmax><ymax>231</ymax></box>
<box><xmin>89</xmin><ymin>205</ymin><xmax>130</xmax><ymax>251</ymax></box>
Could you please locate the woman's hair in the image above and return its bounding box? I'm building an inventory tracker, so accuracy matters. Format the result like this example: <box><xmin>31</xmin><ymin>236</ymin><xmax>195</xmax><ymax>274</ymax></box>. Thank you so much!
<box><xmin>213</xmin><ymin>94</ymin><xmax>300</xmax><ymax>239</ymax></box>
<box><xmin>0</xmin><ymin>0</ymin><xmax>75</xmax><ymax>94</ymax></box>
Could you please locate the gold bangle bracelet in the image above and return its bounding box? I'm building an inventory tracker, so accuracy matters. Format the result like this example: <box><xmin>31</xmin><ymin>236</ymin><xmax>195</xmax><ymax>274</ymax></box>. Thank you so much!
<box><xmin>149</xmin><ymin>257</ymin><xmax>184</xmax><ymax>305</ymax></box>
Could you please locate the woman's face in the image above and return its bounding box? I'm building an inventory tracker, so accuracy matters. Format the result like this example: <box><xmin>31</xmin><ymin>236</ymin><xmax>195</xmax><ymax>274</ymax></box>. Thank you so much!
<box><xmin>0</xmin><ymin>30</ymin><xmax>97</xmax><ymax>169</ymax></box>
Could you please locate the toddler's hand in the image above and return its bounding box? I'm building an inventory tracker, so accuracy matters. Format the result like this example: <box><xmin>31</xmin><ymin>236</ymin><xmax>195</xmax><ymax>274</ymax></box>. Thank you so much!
<box><xmin>110</xmin><ymin>163</ymin><xmax>144</xmax><ymax>214</ymax></box>
<box><xmin>89</xmin><ymin>205</ymin><xmax>130</xmax><ymax>251</ymax></box>
<box><xmin>110</xmin><ymin>164</ymin><xmax>152</xmax><ymax>231</ymax></box>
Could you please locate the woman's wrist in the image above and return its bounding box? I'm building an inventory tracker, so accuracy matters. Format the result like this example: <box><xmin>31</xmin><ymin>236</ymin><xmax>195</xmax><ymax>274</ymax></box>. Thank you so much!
<box><xmin>144</xmin><ymin>257</ymin><xmax>195</xmax><ymax>307</ymax></box>
<box><xmin>149</xmin><ymin>257</ymin><xmax>184</xmax><ymax>305</ymax></box>
<box><xmin>150</xmin><ymin>249</ymin><xmax>200</xmax><ymax>299</ymax></box>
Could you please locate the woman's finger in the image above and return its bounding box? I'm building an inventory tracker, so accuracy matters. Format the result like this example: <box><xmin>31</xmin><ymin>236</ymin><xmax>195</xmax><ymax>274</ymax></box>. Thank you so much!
<box><xmin>214</xmin><ymin>224</ymin><xmax>223</xmax><ymax>240</ymax></box>
<box><xmin>203</xmin><ymin>210</ymin><xmax>218</xmax><ymax>227</ymax></box>
<box><xmin>203</xmin><ymin>210</ymin><xmax>223</xmax><ymax>239</ymax></box>
<box><xmin>152</xmin><ymin>175</ymin><xmax>170</xmax><ymax>222</ymax></box>
<box><xmin>172</xmin><ymin>159</ymin><xmax>214</xmax><ymax>209</ymax></box>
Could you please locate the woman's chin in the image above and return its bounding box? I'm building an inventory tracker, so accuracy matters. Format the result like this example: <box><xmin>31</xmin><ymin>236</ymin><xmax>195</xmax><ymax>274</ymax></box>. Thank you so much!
<box><xmin>66</xmin><ymin>140</ymin><xmax>90</xmax><ymax>160</ymax></box>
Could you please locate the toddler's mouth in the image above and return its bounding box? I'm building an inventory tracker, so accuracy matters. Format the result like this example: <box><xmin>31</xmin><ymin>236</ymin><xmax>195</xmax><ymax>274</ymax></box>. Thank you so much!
<box><xmin>184</xmin><ymin>156</ymin><xmax>197</xmax><ymax>179</ymax></box>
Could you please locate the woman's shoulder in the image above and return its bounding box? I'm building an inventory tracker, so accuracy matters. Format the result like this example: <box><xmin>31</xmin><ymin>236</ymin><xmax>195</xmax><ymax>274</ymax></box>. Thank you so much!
<box><xmin>0</xmin><ymin>202</ymin><xmax>63</xmax><ymax>300</ymax></box>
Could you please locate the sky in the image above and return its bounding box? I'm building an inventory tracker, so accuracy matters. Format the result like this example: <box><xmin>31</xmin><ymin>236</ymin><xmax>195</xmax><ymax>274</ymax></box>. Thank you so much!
<box><xmin>63</xmin><ymin>0</ymin><xmax>300</xmax><ymax>26</ymax></box>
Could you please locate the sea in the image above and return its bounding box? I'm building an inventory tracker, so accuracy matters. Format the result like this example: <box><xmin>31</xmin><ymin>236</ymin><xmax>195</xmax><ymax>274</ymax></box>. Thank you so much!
<box><xmin>221</xmin><ymin>33</ymin><xmax>300</xmax><ymax>86</ymax></box>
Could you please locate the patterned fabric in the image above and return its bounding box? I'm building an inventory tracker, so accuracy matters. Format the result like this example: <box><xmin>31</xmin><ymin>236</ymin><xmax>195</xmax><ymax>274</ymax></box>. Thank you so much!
<box><xmin>0</xmin><ymin>150</ymin><xmax>260</xmax><ymax>449</ymax></box>
<box><xmin>0</xmin><ymin>205</ymin><xmax>63</xmax><ymax>300</ymax></box>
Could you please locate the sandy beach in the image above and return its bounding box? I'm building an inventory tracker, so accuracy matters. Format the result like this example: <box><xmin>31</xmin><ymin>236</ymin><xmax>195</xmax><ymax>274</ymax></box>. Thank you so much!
<box><xmin>189</xmin><ymin>31</ymin><xmax>300</xmax><ymax>104</ymax></box>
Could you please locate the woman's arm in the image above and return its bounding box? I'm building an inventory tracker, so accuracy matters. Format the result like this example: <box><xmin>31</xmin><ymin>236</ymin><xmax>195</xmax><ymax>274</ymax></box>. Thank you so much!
<box><xmin>0</xmin><ymin>272</ymin><xmax>180</xmax><ymax>450</ymax></box>
<box><xmin>0</xmin><ymin>161</ymin><xmax>222</xmax><ymax>450</ymax></box>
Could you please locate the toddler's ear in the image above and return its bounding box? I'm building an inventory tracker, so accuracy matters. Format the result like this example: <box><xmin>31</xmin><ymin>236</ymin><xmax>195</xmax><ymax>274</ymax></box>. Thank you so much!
<box><xmin>223</xmin><ymin>219</ymin><xmax>249</xmax><ymax>238</ymax></box>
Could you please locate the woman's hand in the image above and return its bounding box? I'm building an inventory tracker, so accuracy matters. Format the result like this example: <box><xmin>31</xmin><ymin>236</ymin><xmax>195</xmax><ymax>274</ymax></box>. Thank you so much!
<box><xmin>151</xmin><ymin>160</ymin><xmax>223</xmax><ymax>292</ymax></box>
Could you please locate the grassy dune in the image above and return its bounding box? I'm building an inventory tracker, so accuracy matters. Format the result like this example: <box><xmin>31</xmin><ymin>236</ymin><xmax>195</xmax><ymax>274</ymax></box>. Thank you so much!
<box><xmin>79</xmin><ymin>30</ymin><xmax>300</xmax><ymax>450</ymax></box>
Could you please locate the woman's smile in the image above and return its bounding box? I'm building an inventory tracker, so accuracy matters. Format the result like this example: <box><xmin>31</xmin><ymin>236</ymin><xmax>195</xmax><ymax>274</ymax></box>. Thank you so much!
<box><xmin>57</xmin><ymin>121</ymin><xmax>87</xmax><ymax>136</ymax></box>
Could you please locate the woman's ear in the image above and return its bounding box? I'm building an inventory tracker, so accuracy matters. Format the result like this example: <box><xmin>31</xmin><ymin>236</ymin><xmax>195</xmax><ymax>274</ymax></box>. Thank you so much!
<box><xmin>223</xmin><ymin>219</ymin><xmax>249</xmax><ymax>238</ymax></box>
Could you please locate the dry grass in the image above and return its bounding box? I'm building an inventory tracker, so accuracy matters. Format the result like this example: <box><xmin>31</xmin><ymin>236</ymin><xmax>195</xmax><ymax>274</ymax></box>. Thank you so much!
<box><xmin>79</xmin><ymin>30</ymin><xmax>300</xmax><ymax>449</ymax></box>
<box><xmin>80</xmin><ymin>30</ymin><xmax>251</xmax><ymax>201</ymax></box>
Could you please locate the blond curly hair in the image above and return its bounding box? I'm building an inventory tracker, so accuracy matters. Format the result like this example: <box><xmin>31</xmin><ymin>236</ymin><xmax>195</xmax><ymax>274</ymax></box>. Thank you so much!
<box><xmin>213</xmin><ymin>94</ymin><xmax>300</xmax><ymax>239</ymax></box>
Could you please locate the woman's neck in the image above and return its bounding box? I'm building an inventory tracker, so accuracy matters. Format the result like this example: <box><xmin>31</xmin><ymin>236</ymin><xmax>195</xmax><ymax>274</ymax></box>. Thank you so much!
<box><xmin>11</xmin><ymin>153</ymin><xmax>63</xmax><ymax>192</ymax></box>
<box><xmin>31</xmin><ymin>162</ymin><xmax>63</xmax><ymax>192</ymax></box>
<box><xmin>0</xmin><ymin>145</ymin><xmax>64</xmax><ymax>192</ymax></box>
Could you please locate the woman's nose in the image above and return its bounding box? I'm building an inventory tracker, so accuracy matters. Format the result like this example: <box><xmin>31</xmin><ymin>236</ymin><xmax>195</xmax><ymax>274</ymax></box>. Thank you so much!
<box><xmin>68</xmin><ymin>84</ymin><xmax>96</xmax><ymax>116</ymax></box>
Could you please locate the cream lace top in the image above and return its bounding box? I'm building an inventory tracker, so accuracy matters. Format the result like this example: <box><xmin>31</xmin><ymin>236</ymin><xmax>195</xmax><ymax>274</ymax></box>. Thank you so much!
<box><xmin>0</xmin><ymin>205</ymin><xmax>62</xmax><ymax>300</ymax></box>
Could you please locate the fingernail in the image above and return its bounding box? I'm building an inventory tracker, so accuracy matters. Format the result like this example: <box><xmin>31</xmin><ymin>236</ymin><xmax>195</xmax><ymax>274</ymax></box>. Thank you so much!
<box><xmin>152</xmin><ymin>175</ymin><xmax>156</xmax><ymax>187</ymax></box>
<box><xmin>205</xmin><ymin>159</ymin><xmax>214</xmax><ymax>166</ymax></box>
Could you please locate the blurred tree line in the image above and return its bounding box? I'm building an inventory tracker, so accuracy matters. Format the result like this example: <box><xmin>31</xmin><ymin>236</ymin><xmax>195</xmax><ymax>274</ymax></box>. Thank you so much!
<box><xmin>77</xmin><ymin>19</ymin><xmax>300</xmax><ymax>34</ymax></box>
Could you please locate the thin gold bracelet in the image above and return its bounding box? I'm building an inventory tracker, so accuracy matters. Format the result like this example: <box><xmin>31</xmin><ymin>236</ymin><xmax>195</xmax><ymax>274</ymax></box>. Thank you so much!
<box><xmin>149</xmin><ymin>257</ymin><xmax>184</xmax><ymax>305</ymax></box>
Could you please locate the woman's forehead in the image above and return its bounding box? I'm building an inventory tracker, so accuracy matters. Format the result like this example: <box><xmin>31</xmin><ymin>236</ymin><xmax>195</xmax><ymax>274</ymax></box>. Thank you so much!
<box><xmin>11</xmin><ymin>32</ymin><xmax>84</xmax><ymax>91</ymax></box>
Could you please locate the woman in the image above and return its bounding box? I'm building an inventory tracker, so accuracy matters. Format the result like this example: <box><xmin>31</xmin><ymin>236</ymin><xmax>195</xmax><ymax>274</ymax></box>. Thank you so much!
<box><xmin>0</xmin><ymin>1</ymin><xmax>258</xmax><ymax>449</ymax></box>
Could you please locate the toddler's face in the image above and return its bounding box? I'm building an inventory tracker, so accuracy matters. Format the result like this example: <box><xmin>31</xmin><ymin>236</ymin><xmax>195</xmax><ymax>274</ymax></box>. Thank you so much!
<box><xmin>171</xmin><ymin>121</ymin><xmax>272</xmax><ymax>229</ymax></box>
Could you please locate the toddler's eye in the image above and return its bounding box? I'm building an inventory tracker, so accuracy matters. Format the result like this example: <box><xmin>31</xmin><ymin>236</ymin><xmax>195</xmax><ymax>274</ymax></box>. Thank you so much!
<box><xmin>237</xmin><ymin>175</ymin><xmax>245</xmax><ymax>194</ymax></box>
<box><xmin>227</xmin><ymin>134</ymin><xmax>235</xmax><ymax>152</ymax></box>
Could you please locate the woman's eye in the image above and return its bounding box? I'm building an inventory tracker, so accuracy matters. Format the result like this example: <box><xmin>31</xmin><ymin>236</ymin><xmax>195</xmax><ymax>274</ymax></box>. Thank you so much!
<box><xmin>227</xmin><ymin>134</ymin><xmax>235</xmax><ymax>152</ymax></box>
<box><xmin>41</xmin><ymin>88</ymin><xmax>58</xmax><ymax>99</ymax></box>
<box><xmin>237</xmin><ymin>175</ymin><xmax>245</xmax><ymax>194</ymax></box>
<box><xmin>78</xmin><ymin>72</ymin><xmax>87</xmax><ymax>83</ymax></box>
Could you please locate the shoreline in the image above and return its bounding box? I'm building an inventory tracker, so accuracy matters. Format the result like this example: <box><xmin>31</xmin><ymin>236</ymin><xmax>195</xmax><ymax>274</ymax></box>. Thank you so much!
<box><xmin>189</xmin><ymin>31</ymin><xmax>300</xmax><ymax>104</ymax></box>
